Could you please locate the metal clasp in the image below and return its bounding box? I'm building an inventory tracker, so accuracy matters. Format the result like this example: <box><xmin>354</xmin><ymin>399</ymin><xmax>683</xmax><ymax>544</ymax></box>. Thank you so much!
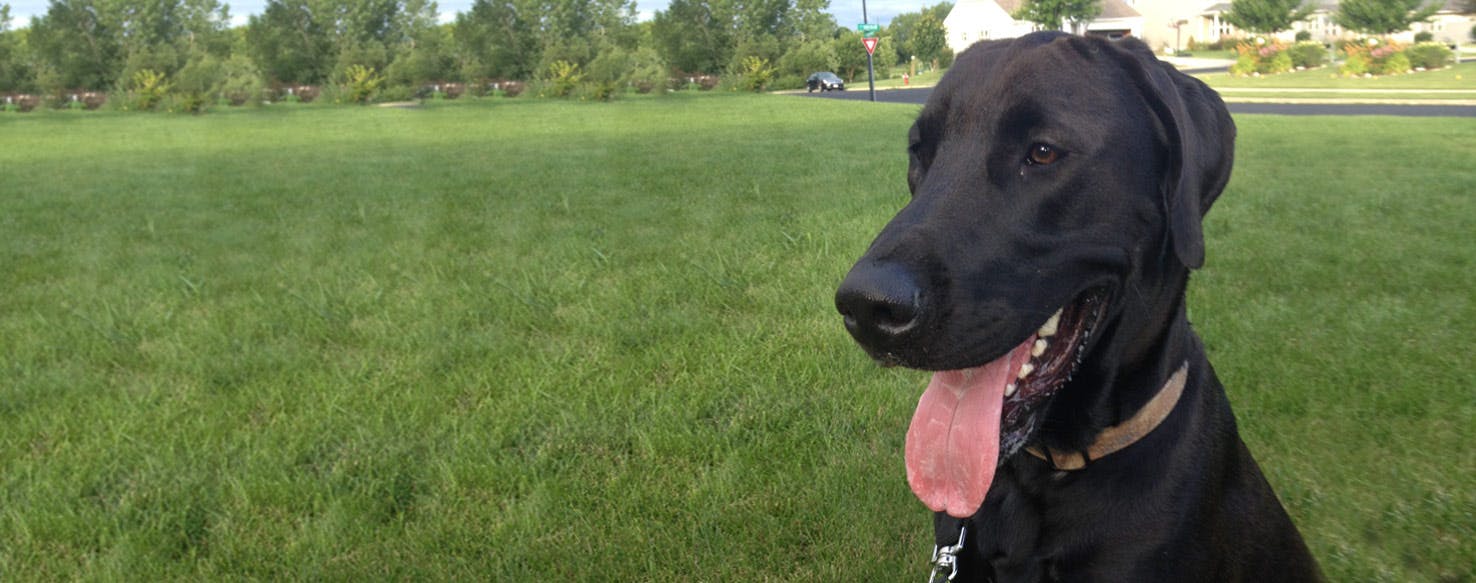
<box><xmin>927</xmin><ymin>525</ymin><xmax>967</xmax><ymax>583</ymax></box>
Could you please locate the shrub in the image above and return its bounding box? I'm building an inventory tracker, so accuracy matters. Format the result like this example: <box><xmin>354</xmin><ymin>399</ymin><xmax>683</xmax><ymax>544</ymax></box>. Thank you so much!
<box><xmin>733</xmin><ymin>56</ymin><xmax>775</xmax><ymax>92</ymax></box>
<box><xmin>1413</xmin><ymin>31</ymin><xmax>1433</xmax><ymax>43</ymax></box>
<box><xmin>341</xmin><ymin>65</ymin><xmax>384</xmax><ymax>104</ymax></box>
<box><xmin>1295</xmin><ymin>30</ymin><xmax>1312</xmax><ymax>42</ymax></box>
<box><xmin>1289</xmin><ymin>42</ymin><xmax>1326</xmax><ymax>68</ymax></box>
<box><xmin>1341</xmin><ymin>40</ymin><xmax>1412</xmax><ymax>76</ymax></box>
<box><xmin>770</xmin><ymin>74</ymin><xmax>805</xmax><ymax>90</ymax></box>
<box><xmin>573</xmin><ymin>81</ymin><xmax>620</xmax><ymax>102</ymax></box>
<box><xmin>543</xmin><ymin>60</ymin><xmax>582</xmax><ymax>98</ymax></box>
<box><xmin>1378</xmin><ymin>50</ymin><xmax>1411</xmax><ymax>75</ymax></box>
<box><xmin>377</xmin><ymin>85</ymin><xmax>415</xmax><ymax>102</ymax></box>
<box><xmin>1232</xmin><ymin>39</ymin><xmax>1293</xmax><ymax>75</ymax></box>
<box><xmin>1340</xmin><ymin>52</ymin><xmax>1369</xmax><ymax>76</ymax></box>
<box><xmin>1405</xmin><ymin>42</ymin><xmax>1454</xmax><ymax>69</ymax></box>
<box><xmin>214</xmin><ymin>56</ymin><xmax>267</xmax><ymax>106</ymax></box>
<box><xmin>1230</xmin><ymin>53</ymin><xmax>1258</xmax><ymax>76</ymax></box>
<box><xmin>128</xmin><ymin>69</ymin><xmax>171</xmax><ymax>111</ymax></box>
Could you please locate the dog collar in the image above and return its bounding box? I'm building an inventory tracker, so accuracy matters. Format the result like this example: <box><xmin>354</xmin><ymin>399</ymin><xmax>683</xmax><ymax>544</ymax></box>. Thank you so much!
<box><xmin>1026</xmin><ymin>362</ymin><xmax>1188</xmax><ymax>471</ymax></box>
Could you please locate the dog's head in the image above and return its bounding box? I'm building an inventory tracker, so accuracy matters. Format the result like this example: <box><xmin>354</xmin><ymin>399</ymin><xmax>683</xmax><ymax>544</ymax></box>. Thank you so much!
<box><xmin>834</xmin><ymin>32</ymin><xmax>1235</xmax><ymax>518</ymax></box>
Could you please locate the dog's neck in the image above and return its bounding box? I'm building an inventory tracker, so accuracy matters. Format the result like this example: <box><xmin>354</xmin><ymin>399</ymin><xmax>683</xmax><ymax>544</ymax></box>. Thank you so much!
<box><xmin>1039</xmin><ymin>268</ymin><xmax>1198</xmax><ymax>454</ymax></box>
<box><xmin>1025</xmin><ymin>361</ymin><xmax>1187</xmax><ymax>470</ymax></box>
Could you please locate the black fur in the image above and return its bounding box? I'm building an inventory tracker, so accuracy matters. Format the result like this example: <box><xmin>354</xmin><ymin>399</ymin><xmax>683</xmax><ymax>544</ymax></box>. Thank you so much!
<box><xmin>835</xmin><ymin>32</ymin><xmax>1320</xmax><ymax>581</ymax></box>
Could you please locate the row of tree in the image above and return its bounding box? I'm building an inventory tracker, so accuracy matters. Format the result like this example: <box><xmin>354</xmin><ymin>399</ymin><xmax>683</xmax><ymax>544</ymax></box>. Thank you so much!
<box><xmin>0</xmin><ymin>0</ymin><xmax>959</xmax><ymax>98</ymax></box>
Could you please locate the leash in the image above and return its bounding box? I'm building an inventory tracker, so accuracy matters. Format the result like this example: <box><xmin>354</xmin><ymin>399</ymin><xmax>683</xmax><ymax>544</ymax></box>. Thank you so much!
<box><xmin>927</xmin><ymin>515</ymin><xmax>967</xmax><ymax>582</ymax></box>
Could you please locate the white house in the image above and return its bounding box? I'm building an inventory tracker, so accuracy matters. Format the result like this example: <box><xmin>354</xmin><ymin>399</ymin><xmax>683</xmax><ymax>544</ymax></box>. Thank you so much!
<box><xmin>948</xmin><ymin>1</ymin><xmax>1474</xmax><ymax>57</ymax></box>
<box><xmin>1167</xmin><ymin>1</ymin><xmax>1473</xmax><ymax>49</ymax></box>
<box><xmin>942</xmin><ymin>0</ymin><xmax>1145</xmax><ymax>56</ymax></box>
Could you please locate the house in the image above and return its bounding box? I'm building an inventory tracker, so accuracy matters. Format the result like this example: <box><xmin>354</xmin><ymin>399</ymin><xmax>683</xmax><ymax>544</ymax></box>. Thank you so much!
<box><xmin>947</xmin><ymin>1</ymin><xmax>1474</xmax><ymax>57</ymax></box>
<box><xmin>942</xmin><ymin>0</ymin><xmax>1144</xmax><ymax>56</ymax></box>
<box><xmin>1158</xmin><ymin>1</ymin><xmax>1473</xmax><ymax>50</ymax></box>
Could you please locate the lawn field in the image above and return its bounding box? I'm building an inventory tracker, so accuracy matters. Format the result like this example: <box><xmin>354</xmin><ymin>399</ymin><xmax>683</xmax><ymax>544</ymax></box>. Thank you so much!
<box><xmin>1</xmin><ymin>96</ymin><xmax>1473</xmax><ymax>580</ymax></box>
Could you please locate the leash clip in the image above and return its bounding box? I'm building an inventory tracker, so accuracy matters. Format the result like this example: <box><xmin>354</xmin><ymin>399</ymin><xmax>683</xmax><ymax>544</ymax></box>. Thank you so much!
<box><xmin>927</xmin><ymin>525</ymin><xmax>966</xmax><ymax>583</ymax></box>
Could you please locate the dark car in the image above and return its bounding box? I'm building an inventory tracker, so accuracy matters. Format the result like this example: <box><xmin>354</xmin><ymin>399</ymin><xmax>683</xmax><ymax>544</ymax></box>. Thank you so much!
<box><xmin>806</xmin><ymin>72</ymin><xmax>845</xmax><ymax>92</ymax></box>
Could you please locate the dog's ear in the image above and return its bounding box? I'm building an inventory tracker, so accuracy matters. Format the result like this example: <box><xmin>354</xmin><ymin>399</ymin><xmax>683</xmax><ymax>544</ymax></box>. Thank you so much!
<box><xmin>1111</xmin><ymin>43</ymin><xmax>1236</xmax><ymax>269</ymax></box>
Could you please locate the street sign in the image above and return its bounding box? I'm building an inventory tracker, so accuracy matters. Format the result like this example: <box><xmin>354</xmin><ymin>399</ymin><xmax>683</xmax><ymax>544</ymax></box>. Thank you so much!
<box><xmin>862</xmin><ymin>37</ymin><xmax>878</xmax><ymax>55</ymax></box>
<box><xmin>857</xmin><ymin>23</ymin><xmax>879</xmax><ymax>38</ymax></box>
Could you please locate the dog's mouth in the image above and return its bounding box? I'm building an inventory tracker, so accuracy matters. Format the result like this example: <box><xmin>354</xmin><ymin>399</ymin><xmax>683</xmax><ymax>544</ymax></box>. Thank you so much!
<box><xmin>905</xmin><ymin>287</ymin><xmax>1107</xmax><ymax>518</ymax></box>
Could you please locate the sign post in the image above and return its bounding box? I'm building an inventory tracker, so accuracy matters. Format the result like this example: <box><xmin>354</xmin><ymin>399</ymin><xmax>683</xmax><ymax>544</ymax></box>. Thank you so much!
<box><xmin>857</xmin><ymin>20</ymin><xmax>878</xmax><ymax>102</ymax></box>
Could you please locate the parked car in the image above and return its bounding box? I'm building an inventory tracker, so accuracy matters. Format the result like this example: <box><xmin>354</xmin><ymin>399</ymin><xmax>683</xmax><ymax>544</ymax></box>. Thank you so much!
<box><xmin>806</xmin><ymin>72</ymin><xmax>845</xmax><ymax>92</ymax></box>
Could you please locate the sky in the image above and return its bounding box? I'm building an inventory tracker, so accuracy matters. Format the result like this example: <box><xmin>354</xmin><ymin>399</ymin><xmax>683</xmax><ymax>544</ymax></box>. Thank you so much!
<box><xmin>3</xmin><ymin>0</ymin><xmax>924</xmax><ymax>31</ymax></box>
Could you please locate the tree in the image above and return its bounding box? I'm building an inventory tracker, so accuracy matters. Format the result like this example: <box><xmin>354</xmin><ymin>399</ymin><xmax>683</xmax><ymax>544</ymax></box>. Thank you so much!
<box><xmin>1224</xmin><ymin>0</ymin><xmax>1314</xmax><ymax>34</ymax></box>
<box><xmin>453</xmin><ymin>0</ymin><xmax>540</xmax><ymax>80</ymax></box>
<box><xmin>28</xmin><ymin>0</ymin><xmax>123</xmax><ymax>90</ymax></box>
<box><xmin>1334</xmin><ymin>0</ymin><xmax>1441</xmax><ymax>36</ymax></box>
<box><xmin>651</xmin><ymin>0</ymin><xmax>734</xmax><ymax>73</ymax></box>
<box><xmin>0</xmin><ymin>4</ymin><xmax>34</xmax><ymax>92</ymax></box>
<box><xmin>909</xmin><ymin>12</ymin><xmax>947</xmax><ymax>66</ymax></box>
<box><xmin>888</xmin><ymin>2</ymin><xmax>951</xmax><ymax>65</ymax></box>
<box><xmin>246</xmin><ymin>0</ymin><xmax>333</xmax><ymax>84</ymax></box>
<box><xmin>1012</xmin><ymin>0</ymin><xmax>1101</xmax><ymax>34</ymax></box>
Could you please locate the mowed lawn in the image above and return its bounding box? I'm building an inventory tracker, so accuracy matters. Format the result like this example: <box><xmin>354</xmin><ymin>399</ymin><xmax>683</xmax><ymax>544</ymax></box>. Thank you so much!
<box><xmin>1</xmin><ymin>95</ymin><xmax>1472</xmax><ymax>581</ymax></box>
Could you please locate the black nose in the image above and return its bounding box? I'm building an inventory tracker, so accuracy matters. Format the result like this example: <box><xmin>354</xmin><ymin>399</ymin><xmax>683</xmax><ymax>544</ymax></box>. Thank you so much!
<box><xmin>835</xmin><ymin>261</ymin><xmax>925</xmax><ymax>352</ymax></box>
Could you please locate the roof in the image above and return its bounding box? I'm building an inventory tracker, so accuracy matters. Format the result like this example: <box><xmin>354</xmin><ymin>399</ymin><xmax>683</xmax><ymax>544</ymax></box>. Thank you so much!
<box><xmin>1099</xmin><ymin>0</ymin><xmax>1142</xmax><ymax>19</ymax></box>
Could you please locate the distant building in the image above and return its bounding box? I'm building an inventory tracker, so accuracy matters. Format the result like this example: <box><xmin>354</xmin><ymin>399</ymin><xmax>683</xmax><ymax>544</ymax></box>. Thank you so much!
<box><xmin>942</xmin><ymin>0</ymin><xmax>1143</xmax><ymax>56</ymax></box>
<box><xmin>945</xmin><ymin>1</ymin><xmax>1475</xmax><ymax>56</ymax></box>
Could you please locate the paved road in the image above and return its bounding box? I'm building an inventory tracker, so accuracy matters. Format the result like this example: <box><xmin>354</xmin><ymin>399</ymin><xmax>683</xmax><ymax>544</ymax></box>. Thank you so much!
<box><xmin>798</xmin><ymin>87</ymin><xmax>1476</xmax><ymax>117</ymax></box>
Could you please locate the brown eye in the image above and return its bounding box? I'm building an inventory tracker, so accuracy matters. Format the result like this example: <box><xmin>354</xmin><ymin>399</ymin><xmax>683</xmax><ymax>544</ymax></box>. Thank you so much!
<box><xmin>1027</xmin><ymin>144</ymin><xmax>1060</xmax><ymax>166</ymax></box>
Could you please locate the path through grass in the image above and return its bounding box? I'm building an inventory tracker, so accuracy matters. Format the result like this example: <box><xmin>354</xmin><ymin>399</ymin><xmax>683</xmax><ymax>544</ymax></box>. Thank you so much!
<box><xmin>1</xmin><ymin>96</ymin><xmax>1472</xmax><ymax>580</ymax></box>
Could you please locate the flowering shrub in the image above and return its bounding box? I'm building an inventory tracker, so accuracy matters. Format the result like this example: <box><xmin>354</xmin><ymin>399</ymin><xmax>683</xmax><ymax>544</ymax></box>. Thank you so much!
<box><xmin>1341</xmin><ymin>40</ymin><xmax>1411</xmax><ymax>76</ymax></box>
<box><xmin>1230</xmin><ymin>39</ymin><xmax>1292</xmax><ymax>76</ymax></box>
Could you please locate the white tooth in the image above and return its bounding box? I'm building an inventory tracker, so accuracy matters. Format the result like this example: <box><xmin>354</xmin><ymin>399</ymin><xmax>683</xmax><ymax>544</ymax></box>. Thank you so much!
<box><xmin>1031</xmin><ymin>339</ymin><xmax>1048</xmax><ymax>357</ymax></box>
<box><xmin>1017</xmin><ymin>363</ymin><xmax>1035</xmax><ymax>379</ymax></box>
<box><xmin>1038</xmin><ymin>310</ymin><xmax>1062</xmax><ymax>338</ymax></box>
<box><xmin>1004</xmin><ymin>383</ymin><xmax>1017</xmax><ymax>397</ymax></box>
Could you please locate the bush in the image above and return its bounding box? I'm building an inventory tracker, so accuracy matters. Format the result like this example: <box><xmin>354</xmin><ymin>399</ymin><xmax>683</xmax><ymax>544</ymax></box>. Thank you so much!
<box><xmin>499</xmin><ymin>81</ymin><xmax>526</xmax><ymax>97</ymax></box>
<box><xmin>377</xmin><ymin>85</ymin><xmax>415</xmax><ymax>102</ymax></box>
<box><xmin>733</xmin><ymin>56</ymin><xmax>775</xmax><ymax>92</ymax></box>
<box><xmin>1340</xmin><ymin>52</ymin><xmax>1370</xmax><ymax>76</ymax></box>
<box><xmin>1406</xmin><ymin>42</ymin><xmax>1454</xmax><ymax>70</ymax></box>
<box><xmin>572</xmin><ymin>81</ymin><xmax>620</xmax><ymax>102</ymax></box>
<box><xmin>341</xmin><ymin>65</ymin><xmax>384</xmax><ymax>104</ymax></box>
<box><xmin>1289</xmin><ymin>42</ymin><xmax>1326</xmax><ymax>68</ymax></box>
<box><xmin>1378</xmin><ymin>50</ymin><xmax>1411</xmax><ymax>75</ymax></box>
<box><xmin>1295</xmin><ymin>30</ymin><xmax>1312</xmax><ymax>42</ymax></box>
<box><xmin>542</xmin><ymin>60</ymin><xmax>582</xmax><ymax>98</ymax></box>
<box><xmin>1232</xmin><ymin>40</ymin><xmax>1292</xmax><ymax>75</ymax></box>
<box><xmin>770</xmin><ymin>74</ymin><xmax>805</xmax><ymax>90</ymax></box>
<box><xmin>214</xmin><ymin>55</ymin><xmax>266</xmax><ymax>106</ymax></box>
<box><xmin>128</xmin><ymin>69</ymin><xmax>170</xmax><ymax>111</ymax></box>
<box><xmin>1413</xmin><ymin>31</ymin><xmax>1433</xmax><ymax>43</ymax></box>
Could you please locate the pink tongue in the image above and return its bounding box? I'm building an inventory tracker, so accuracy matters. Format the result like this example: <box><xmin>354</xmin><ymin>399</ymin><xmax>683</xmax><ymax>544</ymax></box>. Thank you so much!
<box><xmin>905</xmin><ymin>337</ymin><xmax>1035</xmax><ymax>518</ymax></box>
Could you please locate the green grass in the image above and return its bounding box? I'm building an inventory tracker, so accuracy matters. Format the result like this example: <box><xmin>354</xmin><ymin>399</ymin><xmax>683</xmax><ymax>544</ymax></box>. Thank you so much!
<box><xmin>1199</xmin><ymin>61</ymin><xmax>1476</xmax><ymax>90</ymax></box>
<box><xmin>1</xmin><ymin>96</ymin><xmax>1473</xmax><ymax>581</ymax></box>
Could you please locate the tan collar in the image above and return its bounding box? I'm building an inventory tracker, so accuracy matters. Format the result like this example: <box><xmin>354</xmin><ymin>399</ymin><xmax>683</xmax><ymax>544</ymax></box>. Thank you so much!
<box><xmin>1026</xmin><ymin>362</ymin><xmax>1188</xmax><ymax>470</ymax></box>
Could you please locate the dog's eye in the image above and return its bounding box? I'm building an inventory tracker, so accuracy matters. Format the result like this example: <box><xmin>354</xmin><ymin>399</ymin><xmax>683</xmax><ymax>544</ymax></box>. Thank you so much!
<box><xmin>1026</xmin><ymin>144</ymin><xmax>1060</xmax><ymax>166</ymax></box>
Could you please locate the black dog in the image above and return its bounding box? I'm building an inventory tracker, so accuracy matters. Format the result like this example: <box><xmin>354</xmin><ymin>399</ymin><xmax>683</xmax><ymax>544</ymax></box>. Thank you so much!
<box><xmin>835</xmin><ymin>32</ymin><xmax>1320</xmax><ymax>581</ymax></box>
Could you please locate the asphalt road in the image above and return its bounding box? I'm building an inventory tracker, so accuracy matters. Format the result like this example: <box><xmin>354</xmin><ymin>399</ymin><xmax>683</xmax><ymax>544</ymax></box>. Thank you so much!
<box><xmin>798</xmin><ymin>87</ymin><xmax>1476</xmax><ymax>117</ymax></box>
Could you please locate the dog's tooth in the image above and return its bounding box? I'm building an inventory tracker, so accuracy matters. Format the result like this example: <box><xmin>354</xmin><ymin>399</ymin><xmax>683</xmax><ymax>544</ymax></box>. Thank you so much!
<box><xmin>1031</xmin><ymin>339</ymin><xmax>1048</xmax><ymax>357</ymax></box>
<box><xmin>1038</xmin><ymin>310</ymin><xmax>1062</xmax><ymax>337</ymax></box>
<box><xmin>1017</xmin><ymin>363</ymin><xmax>1034</xmax><ymax>379</ymax></box>
<box><xmin>1004</xmin><ymin>383</ymin><xmax>1017</xmax><ymax>398</ymax></box>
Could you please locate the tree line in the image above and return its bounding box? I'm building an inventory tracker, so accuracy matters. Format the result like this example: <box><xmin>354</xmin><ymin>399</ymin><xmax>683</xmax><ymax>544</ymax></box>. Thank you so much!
<box><xmin>0</xmin><ymin>0</ymin><xmax>957</xmax><ymax>103</ymax></box>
